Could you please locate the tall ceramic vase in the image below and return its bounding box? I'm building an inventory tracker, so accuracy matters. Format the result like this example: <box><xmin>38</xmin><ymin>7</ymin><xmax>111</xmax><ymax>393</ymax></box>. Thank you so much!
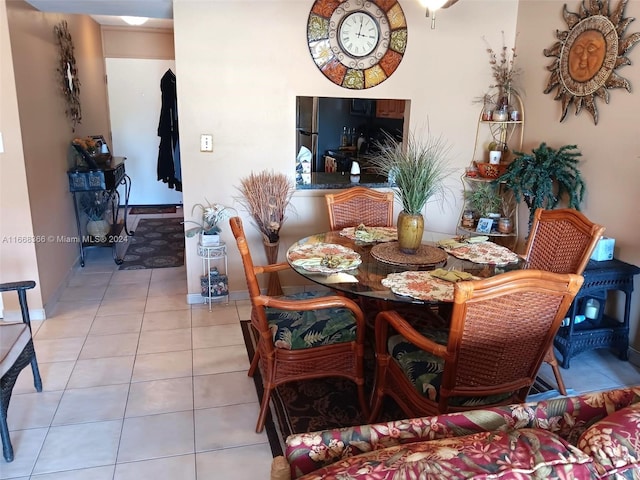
<box><xmin>263</xmin><ymin>241</ymin><xmax>283</xmax><ymax>296</ymax></box>
<box><xmin>397</xmin><ymin>211</ymin><xmax>424</xmax><ymax>254</ymax></box>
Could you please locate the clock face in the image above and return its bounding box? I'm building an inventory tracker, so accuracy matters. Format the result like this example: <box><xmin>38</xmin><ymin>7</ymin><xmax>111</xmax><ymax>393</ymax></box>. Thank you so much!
<box><xmin>338</xmin><ymin>12</ymin><xmax>379</xmax><ymax>58</ymax></box>
<box><xmin>307</xmin><ymin>0</ymin><xmax>407</xmax><ymax>90</ymax></box>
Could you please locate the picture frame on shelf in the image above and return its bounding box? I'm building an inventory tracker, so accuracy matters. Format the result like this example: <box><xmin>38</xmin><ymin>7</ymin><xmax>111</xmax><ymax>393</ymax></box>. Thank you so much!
<box><xmin>476</xmin><ymin>217</ymin><xmax>493</xmax><ymax>234</ymax></box>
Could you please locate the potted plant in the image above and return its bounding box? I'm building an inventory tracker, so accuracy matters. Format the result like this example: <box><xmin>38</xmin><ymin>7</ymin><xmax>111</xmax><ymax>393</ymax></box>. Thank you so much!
<box><xmin>236</xmin><ymin>170</ymin><xmax>295</xmax><ymax>295</ymax></box>
<box><xmin>184</xmin><ymin>200</ymin><xmax>236</xmax><ymax>246</ymax></box>
<box><xmin>368</xmin><ymin>130</ymin><xmax>454</xmax><ymax>254</ymax></box>
<box><xmin>464</xmin><ymin>182</ymin><xmax>502</xmax><ymax>220</ymax></box>
<box><xmin>498</xmin><ymin>143</ymin><xmax>585</xmax><ymax>232</ymax></box>
<box><xmin>79</xmin><ymin>191</ymin><xmax>111</xmax><ymax>238</ymax></box>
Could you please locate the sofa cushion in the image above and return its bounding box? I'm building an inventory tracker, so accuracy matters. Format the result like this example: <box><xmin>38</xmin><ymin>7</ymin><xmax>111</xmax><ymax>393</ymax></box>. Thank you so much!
<box><xmin>298</xmin><ymin>428</ymin><xmax>598</xmax><ymax>479</ymax></box>
<box><xmin>578</xmin><ymin>402</ymin><xmax>640</xmax><ymax>478</ymax></box>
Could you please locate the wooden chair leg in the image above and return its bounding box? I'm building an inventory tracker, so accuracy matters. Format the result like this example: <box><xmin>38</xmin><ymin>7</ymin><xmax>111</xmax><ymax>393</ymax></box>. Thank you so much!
<box><xmin>256</xmin><ymin>385</ymin><xmax>273</xmax><ymax>433</ymax></box>
<box><xmin>545</xmin><ymin>347</ymin><xmax>567</xmax><ymax>395</ymax></box>
<box><xmin>248</xmin><ymin>350</ymin><xmax>260</xmax><ymax>377</ymax></box>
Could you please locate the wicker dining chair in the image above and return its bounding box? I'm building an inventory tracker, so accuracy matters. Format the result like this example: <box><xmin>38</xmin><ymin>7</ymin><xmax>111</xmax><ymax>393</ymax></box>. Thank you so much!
<box><xmin>1</xmin><ymin>281</ymin><xmax>42</xmax><ymax>462</ymax></box>
<box><xmin>325</xmin><ymin>186</ymin><xmax>394</xmax><ymax>230</ymax></box>
<box><xmin>229</xmin><ymin>217</ymin><xmax>369</xmax><ymax>433</ymax></box>
<box><xmin>369</xmin><ymin>270</ymin><xmax>583</xmax><ymax>422</ymax></box>
<box><xmin>523</xmin><ymin>208</ymin><xmax>605</xmax><ymax>395</ymax></box>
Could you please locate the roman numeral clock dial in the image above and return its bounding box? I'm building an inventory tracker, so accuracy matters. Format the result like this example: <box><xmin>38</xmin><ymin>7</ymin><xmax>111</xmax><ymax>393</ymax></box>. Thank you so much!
<box><xmin>306</xmin><ymin>0</ymin><xmax>408</xmax><ymax>89</ymax></box>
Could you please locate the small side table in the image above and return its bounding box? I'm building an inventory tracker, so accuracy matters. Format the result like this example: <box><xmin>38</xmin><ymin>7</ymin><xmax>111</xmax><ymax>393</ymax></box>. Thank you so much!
<box><xmin>197</xmin><ymin>242</ymin><xmax>229</xmax><ymax>310</ymax></box>
<box><xmin>554</xmin><ymin>258</ymin><xmax>640</xmax><ymax>368</ymax></box>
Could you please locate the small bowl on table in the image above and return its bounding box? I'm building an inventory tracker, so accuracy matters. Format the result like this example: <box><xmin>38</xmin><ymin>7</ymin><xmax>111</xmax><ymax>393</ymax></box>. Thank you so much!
<box><xmin>476</xmin><ymin>162</ymin><xmax>507</xmax><ymax>179</ymax></box>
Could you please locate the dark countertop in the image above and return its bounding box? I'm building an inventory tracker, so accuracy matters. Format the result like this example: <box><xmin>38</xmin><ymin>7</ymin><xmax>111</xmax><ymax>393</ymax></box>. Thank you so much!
<box><xmin>296</xmin><ymin>172</ymin><xmax>391</xmax><ymax>190</ymax></box>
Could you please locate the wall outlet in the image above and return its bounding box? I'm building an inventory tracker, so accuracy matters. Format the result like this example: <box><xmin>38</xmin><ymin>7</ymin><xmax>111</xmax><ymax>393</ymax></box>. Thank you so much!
<box><xmin>200</xmin><ymin>134</ymin><xmax>213</xmax><ymax>152</ymax></box>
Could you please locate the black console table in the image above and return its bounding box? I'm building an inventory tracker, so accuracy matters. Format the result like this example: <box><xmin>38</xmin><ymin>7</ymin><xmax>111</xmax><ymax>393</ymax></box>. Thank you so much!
<box><xmin>67</xmin><ymin>157</ymin><xmax>133</xmax><ymax>267</ymax></box>
<box><xmin>554</xmin><ymin>258</ymin><xmax>640</xmax><ymax>368</ymax></box>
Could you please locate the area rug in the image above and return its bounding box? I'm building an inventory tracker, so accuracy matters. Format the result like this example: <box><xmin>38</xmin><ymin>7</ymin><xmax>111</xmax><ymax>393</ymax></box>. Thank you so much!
<box><xmin>118</xmin><ymin>217</ymin><xmax>184</xmax><ymax>270</ymax></box>
<box><xmin>129</xmin><ymin>205</ymin><xmax>177</xmax><ymax>214</ymax></box>
<box><xmin>241</xmin><ymin>319</ymin><xmax>554</xmax><ymax>454</ymax></box>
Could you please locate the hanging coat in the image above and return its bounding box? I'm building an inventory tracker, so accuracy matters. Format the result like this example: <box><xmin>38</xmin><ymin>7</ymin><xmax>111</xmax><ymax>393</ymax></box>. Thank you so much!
<box><xmin>157</xmin><ymin>69</ymin><xmax>182</xmax><ymax>191</ymax></box>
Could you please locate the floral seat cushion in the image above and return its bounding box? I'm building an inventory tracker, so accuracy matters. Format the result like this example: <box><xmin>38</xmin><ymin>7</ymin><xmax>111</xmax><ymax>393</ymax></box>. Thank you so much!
<box><xmin>298</xmin><ymin>428</ymin><xmax>599</xmax><ymax>480</ymax></box>
<box><xmin>578</xmin><ymin>402</ymin><xmax>640</xmax><ymax>478</ymax></box>
<box><xmin>389</xmin><ymin>326</ymin><xmax>512</xmax><ymax>407</ymax></box>
<box><xmin>266</xmin><ymin>291</ymin><xmax>357</xmax><ymax>350</ymax></box>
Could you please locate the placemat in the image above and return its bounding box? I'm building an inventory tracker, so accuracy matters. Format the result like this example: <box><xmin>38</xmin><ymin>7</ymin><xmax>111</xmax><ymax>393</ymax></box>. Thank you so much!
<box><xmin>382</xmin><ymin>271</ymin><xmax>454</xmax><ymax>302</ymax></box>
<box><xmin>287</xmin><ymin>243</ymin><xmax>362</xmax><ymax>273</ymax></box>
<box><xmin>439</xmin><ymin>241</ymin><xmax>519</xmax><ymax>266</ymax></box>
<box><xmin>339</xmin><ymin>226</ymin><xmax>397</xmax><ymax>243</ymax></box>
<box><xmin>371</xmin><ymin>242</ymin><xmax>447</xmax><ymax>268</ymax></box>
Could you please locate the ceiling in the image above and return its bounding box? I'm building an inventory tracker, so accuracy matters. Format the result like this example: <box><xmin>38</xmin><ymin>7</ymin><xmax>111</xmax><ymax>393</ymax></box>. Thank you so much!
<box><xmin>24</xmin><ymin>0</ymin><xmax>173</xmax><ymax>29</ymax></box>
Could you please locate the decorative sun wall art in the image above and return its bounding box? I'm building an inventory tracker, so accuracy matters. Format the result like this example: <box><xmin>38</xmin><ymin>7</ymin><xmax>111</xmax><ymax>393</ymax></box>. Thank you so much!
<box><xmin>543</xmin><ymin>0</ymin><xmax>640</xmax><ymax>125</ymax></box>
<box><xmin>54</xmin><ymin>20</ymin><xmax>82</xmax><ymax>131</ymax></box>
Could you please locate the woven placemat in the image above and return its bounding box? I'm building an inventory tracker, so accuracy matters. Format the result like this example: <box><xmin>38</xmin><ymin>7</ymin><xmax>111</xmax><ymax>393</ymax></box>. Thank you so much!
<box><xmin>371</xmin><ymin>242</ymin><xmax>448</xmax><ymax>268</ymax></box>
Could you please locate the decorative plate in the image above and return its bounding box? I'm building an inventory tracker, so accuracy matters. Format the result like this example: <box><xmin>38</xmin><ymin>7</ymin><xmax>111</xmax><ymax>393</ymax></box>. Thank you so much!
<box><xmin>439</xmin><ymin>241</ymin><xmax>520</xmax><ymax>266</ymax></box>
<box><xmin>382</xmin><ymin>271</ymin><xmax>454</xmax><ymax>302</ymax></box>
<box><xmin>287</xmin><ymin>243</ymin><xmax>362</xmax><ymax>273</ymax></box>
<box><xmin>306</xmin><ymin>0</ymin><xmax>407</xmax><ymax>89</ymax></box>
<box><xmin>339</xmin><ymin>226</ymin><xmax>397</xmax><ymax>243</ymax></box>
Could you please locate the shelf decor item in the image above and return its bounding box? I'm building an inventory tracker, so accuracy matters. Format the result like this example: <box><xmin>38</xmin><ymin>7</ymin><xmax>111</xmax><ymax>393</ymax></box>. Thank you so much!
<box><xmin>499</xmin><ymin>142</ymin><xmax>586</xmax><ymax>233</ymax></box>
<box><xmin>79</xmin><ymin>191</ymin><xmax>112</xmax><ymax>239</ymax></box>
<box><xmin>236</xmin><ymin>170</ymin><xmax>295</xmax><ymax>295</ymax></box>
<box><xmin>184</xmin><ymin>200</ymin><xmax>236</xmax><ymax>246</ymax></box>
<box><xmin>483</xmin><ymin>31</ymin><xmax>521</xmax><ymax>112</ymax></box>
<box><xmin>368</xmin><ymin>130</ymin><xmax>454</xmax><ymax>254</ymax></box>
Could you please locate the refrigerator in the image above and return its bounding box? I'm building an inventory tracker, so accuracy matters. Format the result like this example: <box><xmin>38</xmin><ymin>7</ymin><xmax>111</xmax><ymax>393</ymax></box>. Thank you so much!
<box><xmin>296</xmin><ymin>96</ymin><xmax>319</xmax><ymax>171</ymax></box>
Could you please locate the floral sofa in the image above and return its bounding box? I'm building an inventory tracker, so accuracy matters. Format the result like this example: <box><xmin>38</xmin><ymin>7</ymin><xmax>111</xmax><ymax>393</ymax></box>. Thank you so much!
<box><xmin>270</xmin><ymin>386</ymin><xmax>640</xmax><ymax>479</ymax></box>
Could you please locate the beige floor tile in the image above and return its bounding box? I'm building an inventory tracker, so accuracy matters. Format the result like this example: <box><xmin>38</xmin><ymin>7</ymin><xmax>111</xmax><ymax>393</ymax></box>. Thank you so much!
<box><xmin>47</xmin><ymin>301</ymin><xmax>100</xmax><ymax>321</ymax></box>
<box><xmin>30</xmin><ymin>465</ymin><xmax>115</xmax><ymax>479</ymax></box>
<box><xmin>35</xmin><ymin>318</ymin><xmax>93</xmax><ymax>340</ymax></box>
<box><xmin>193</xmin><ymin>372</ymin><xmax>257</xmax><ymax>410</ymax></box>
<box><xmin>150</xmin><ymin>266</ymin><xmax>186</xmax><ymax>282</ymax></box>
<box><xmin>97</xmin><ymin>298</ymin><xmax>147</xmax><ymax>316</ymax></box>
<box><xmin>131</xmin><ymin>350</ymin><xmax>192</xmax><ymax>382</ymax></box>
<box><xmin>67</xmin><ymin>356</ymin><xmax>135</xmax><ymax>389</ymax></box>
<box><xmin>7</xmin><ymin>391</ymin><xmax>63</xmax><ymax>430</ymax></box>
<box><xmin>67</xmin><ymin>272</ymin><xmax>112</xmax><ymax>288</ymax></box>
<box><xmin>192</xmin><ymin>324</ymin><xmax>243</xmax><ymax>349</ymax></box>
<box><xmin>145</xmin><ymin>294</ymin><xmax>189</xmax><ymax>313</ymax></box>
<box><xmin>89</xmin><ymin>313</ymin><xmax>143</xmax><ymax>336</ymax></box>
<box><xmin>33</xmin><ymin>337</ymin><xmax>85</xmax><ymax>363</ymax></box>
<box><xmin>79</xmin><ymin>332</ymin><xmax>140</xmax><ymax>359</ymax></box>
<box><xmin>137</xmin><ymin>328</ymin><xmax>191</xmax><ymax>354</ymax></box>
<box><xmin>52</xmin><ymin>384</ymin><xmax>129</xmax><ymax>425</ymax></box>
<box><xmin>194</xmin><ymin>403</ymin><xmax>266</xmax><ymax>452</ymax></box>
<box><xmin>110</xmin><ymin>269</ymin><xmax>152</xmax><ymax>285</ymax></box>
<box><xmin>141</xmin><ymin>310</ymin><xmax>191</xmax><ymax>331</ymax></box>
<box><xmin>117</xmin><ymin>411</ymin><xmax>195</xmax><ymax>463</ymax></box>
<box><xmin>0</xmin><ymin>427</ymin><xmax>48</xmax><ymax>479</ymax></box>
<box><xmin>235</xmin><ymin>301</ymin><xmax>252</xmax><ymax>321</ymax></box>
<box><xmin>191</xmin><ymin>304</ymin><xmax>239</xmax><ymax>327</ymax></box>
<box><xmin>32</xmin><ymin>420</ymin><xmax>122</xmax><ymax>475</ymax></box>
<box><xmin>12</xmin><ymin>361</ymin><xmax>75</xmax><ymax>394</ymax></box>
<box><xmin>147</xmin><ymin>278</ymin><xmax>188</xmax><ymax>297</ymax></box>
<box><xmin>114</xmin><ymin>454</ymin><xmax>195</xmax><ymax>480</ymax></box>
<box><xmin>103</xmin><ymin>282</ymin><xmax>150</xmax><ymax>300</ymax></box>
<box><xmin>192</xmin><ymin>345</ymin><xmax>250</xmax><ymax>376</ymax></box>
<box><xmin>125</xmin><ymin>377</ymin><xmax>193</xmax><ymax>418</ymax></box>
<box><xmin>195</xmin><ymin>444</ymin><xmax>272</xmax><ymax>480</ymax></box>
<box><xmin>58</xmin><ymin>284</ymin><xmax>107</xmax><ymax>302</ymax></box>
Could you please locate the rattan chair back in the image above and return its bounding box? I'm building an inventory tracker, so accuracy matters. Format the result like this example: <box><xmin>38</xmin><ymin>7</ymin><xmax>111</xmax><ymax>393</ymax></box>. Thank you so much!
<box><xmin>229</xmin><ymin>216</ymin><xmax>369</xmax><ymax>432</ymax></box>
<box><xmin>524</xmin><ymin>208</ymin><xmax>605</xmax><ymax>275</ymax></box>
<box><xmin>370</xmin><ymin>270</ymin><xmax>583</xmax><ymax>421</ymax></box>
<box><xmin>325</xmin><ymin>186</ymin><xmax>394</xmax><ymax>230</ymax></box>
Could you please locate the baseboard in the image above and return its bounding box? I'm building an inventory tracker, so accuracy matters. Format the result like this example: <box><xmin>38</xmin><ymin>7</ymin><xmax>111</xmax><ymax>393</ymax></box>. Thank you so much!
<box><xmin>628</xmin><ymin>347</ymin><xmax>640</xmax><ymax>368</ymax></box>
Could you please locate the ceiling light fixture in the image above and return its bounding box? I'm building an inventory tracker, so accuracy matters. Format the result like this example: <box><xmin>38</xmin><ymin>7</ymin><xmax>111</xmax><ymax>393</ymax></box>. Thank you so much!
<box><xmin>121</xmin><ymin>16</ymin><xmax>149</xmax><ymax>26</ymax></box>
<box><xmin>419</xmin><ymin>0</ymin><xmax>460</xmax><ymax>29</ymax></box>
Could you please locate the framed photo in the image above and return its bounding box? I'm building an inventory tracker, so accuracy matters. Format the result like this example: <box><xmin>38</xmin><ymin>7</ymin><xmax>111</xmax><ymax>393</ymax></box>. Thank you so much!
<box><xmin>476</xmin><ymin>217</ymin><xmax>493</xmax><ymax>234</ymax></box>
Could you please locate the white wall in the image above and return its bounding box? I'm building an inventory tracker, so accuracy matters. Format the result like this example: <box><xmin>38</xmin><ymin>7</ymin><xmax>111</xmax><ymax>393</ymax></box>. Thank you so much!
<box><xmin>106</xmin><ymin>58</ymin><xmax>183</xmax><ymax>206</ymax></box>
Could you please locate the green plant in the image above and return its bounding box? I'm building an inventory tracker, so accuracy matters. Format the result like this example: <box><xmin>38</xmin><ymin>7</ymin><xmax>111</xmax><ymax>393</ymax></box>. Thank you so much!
<box><xmin>236</xmin><ymin>170</ymin><xmax>295</xmax><ymax>243</ymax></box>
<box><xmin>79</xmin><ymin>191</ymin><xmax>110</xmax><ymax>221</ymax></box>
<box><xmin>368</xmin><ymin>130</ymin><xmax>454</xmax><ymax>215</ymax></box>
<box><xmin>464</xmin><ymin>182</ymin><xmax>502</xmax><ymax>217</ymax></box>
<box><xmin>499</xmin><ymin>142</ymin><xmax>585</xmax><ymax>230</ymax></box>
<box><xmin>184</xmin><ymin>200</ymin><xmax>236</xmax><ymax>238</ymax></box>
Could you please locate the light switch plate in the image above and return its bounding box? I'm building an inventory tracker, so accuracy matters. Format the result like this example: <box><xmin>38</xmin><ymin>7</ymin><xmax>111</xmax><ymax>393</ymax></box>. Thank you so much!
<box><xmin>0</xmin><ymin>132</ymin><xmax>4</xmax><ymax>153</ymax></box>
<box><xmin>200</xmin><ymin>134</ymin><xmax>213</xmax><ymax>152</ymax></box>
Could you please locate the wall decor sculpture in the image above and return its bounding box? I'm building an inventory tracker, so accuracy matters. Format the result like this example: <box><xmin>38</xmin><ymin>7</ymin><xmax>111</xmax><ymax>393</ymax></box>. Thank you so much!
<box><xmin>543</xmin><ymin>0</ymin><xmax>640</xmax><ymax>125</ymax></box>
<box><xmin>54</xmin><ymin>20</ymin><xmax>82</xmax><ymax>131</ymax></box>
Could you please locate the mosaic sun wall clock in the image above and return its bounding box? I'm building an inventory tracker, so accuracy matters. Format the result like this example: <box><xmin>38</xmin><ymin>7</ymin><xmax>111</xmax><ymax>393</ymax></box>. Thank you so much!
<box><xmin>543</xmin><ymin>0</ymin><xmax>640</xmax><ymax>125</ymax></box>
<box><xmin>307</xmin><ymin>0</ymin><xmax>408</xmax><ymax>89</ymax></box>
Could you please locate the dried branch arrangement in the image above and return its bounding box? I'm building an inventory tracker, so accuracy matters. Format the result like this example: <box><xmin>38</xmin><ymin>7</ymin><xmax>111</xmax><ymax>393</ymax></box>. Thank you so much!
<box><xmin>236</xmin><ymin>170</ymin><xmax>295</xmax><ymax>244</ymax></box>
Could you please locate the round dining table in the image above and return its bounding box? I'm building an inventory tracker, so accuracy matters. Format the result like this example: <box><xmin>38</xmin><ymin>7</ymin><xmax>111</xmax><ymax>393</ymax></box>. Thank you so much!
<box><xmin>286</xmin><ymin>229</ymin><xmax>525</xmax><ymax>306</ymax></box>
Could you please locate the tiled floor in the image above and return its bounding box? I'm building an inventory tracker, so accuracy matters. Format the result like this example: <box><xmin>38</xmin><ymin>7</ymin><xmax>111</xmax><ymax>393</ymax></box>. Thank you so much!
<box><xmin>3</xmin><ymin>211</ymin><xmax>639</xmax><ymax>478</ymax></box>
